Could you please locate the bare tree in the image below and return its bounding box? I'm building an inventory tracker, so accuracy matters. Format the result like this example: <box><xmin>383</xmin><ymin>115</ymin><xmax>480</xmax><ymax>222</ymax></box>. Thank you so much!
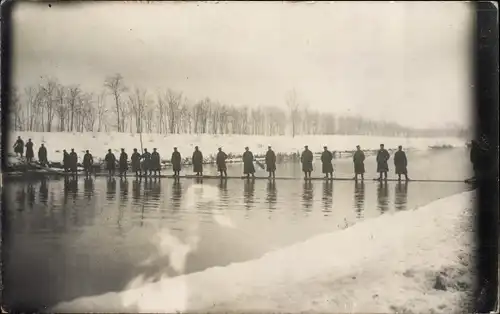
<box><xmin>96</xmin><ymin>91</ymin><xmax>107</xmax><ymax>132</ymax></box>
<box><xmin>66</xmin><ymin>86</ymin><xmax>81</xmax><ymax>132</ymax></box>
<box><xmin>104</xmin><ymin>73</ymin><xmax>128</xmax><ymax>132</ymax></box>
<box><xmin>286</xmin><ymin>89</ymin><xmax>301</xmax><ymax>137</ymax></box>
<box><xmin>166</xmin><ymin>89</ymin><xmax>183</xmax><ymax>134</ymax></box>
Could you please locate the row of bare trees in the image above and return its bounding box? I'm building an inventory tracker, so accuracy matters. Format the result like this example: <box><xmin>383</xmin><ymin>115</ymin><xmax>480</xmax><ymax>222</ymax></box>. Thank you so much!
<box><xmin>8</xmin><ymin>74</ymin><xmax>469</xmax><ymax>138</ymax></box>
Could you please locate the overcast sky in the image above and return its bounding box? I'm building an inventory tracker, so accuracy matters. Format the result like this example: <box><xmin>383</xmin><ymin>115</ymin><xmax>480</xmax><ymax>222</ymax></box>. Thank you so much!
<box><xmin>12</xmin><ymin>1</ymin><xmax>473</xmax><ymax>128</ymax></box>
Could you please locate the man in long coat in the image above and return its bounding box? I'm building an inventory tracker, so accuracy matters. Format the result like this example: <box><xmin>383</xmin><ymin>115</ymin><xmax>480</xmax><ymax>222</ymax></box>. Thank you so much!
<box><xmin>353</xmin><ymin>145</ymin><xmax>365</xmax><ymax>181</ymax></box>
<box><xmin>25</xmin><ymin>139</ymin><xmax>35</xmax><ymax>163</ymax></box>
<box><xmin>301</xmin><ymin>145</ymin><xmax>314</xmax><ymax>179</ymax></box>
<box><xmin>105</xmin><ymin>149</ymin><xmax>116</xmax><ymax>176</ymax></box>
<box><xmin>171</xmin><ymin>147</ymin><xmax>182</xmax><ymax>177</ymax></box>
<box><xmin>63</xmin><ymin>150</ymin><xmax>70</xmax><ymax>172</ymax></box>
<box><xmin>38</xmin><ymin>144</ymin><xmax>48</xmax><ymax>167</ymax></box>
<box><xmin>142</xmin><ymin>148</ymin><xmax>151</xmax><ymax>176</ymax></box>
<box><xmin>394</xmin><ymin>145</ymin><xmax>409</xmax><ymax>181</ymax></box>
<box><xmin>321</xmin><ymin>146</ymin><xmax>334</xmax><ymax>179</ymax></box>
<box><xmin>69</xmin><ymin>148</ymin><xmax>78</xmax><ymax>175</ymax></box>
<box><xmin>119</xmin><ymin>148</ymin><xmax>128</xmax><ymax>177</ymax></box>
<box><xmin>265</xmin><ymin>146</ymin><xmax>276</xmax><ymax>178</ymax></box>
<box><xmin>13</xmin><ymin>136</ymin><xmax>24</xmax><ymax>157</ymax></box>
<box><xmin>216</xmin><ymin>147</ymin><xmax>228</xmax><ymax>178</ymax></box>
<box><xmin>131</xmin><ymin>148</ymin><xmax>142</xmax><ymax>177</ymax></box>
<box><xmin>151</xmin><ymin>148</ymin><xmax>161</xmax><ymax>176</ymax></box>
<box><xmin>83</xmin><ymin>150</ymin><xmax>94</xmax><ymax>177</ymax></box>
<box><xmin>376</xmin><ymin>144</ymin><xmax>390</xmax><ymax>181</ymax></box>
<box><xmin>242</xmin><ymin>147</ymin><xmax>255</xmax><ymax>178</ymax></box>
<box><xmin>192</xmin><ymin>146</ymin><xmax>203</xmax><ymax>176</ymax></box>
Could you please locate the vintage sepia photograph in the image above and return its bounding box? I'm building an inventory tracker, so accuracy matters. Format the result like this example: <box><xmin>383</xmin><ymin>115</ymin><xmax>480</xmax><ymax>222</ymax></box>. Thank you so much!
<box><xmin>1</xmin><ymin>1</ymin><xmax>496</xmax><ymax>313</ymax></box>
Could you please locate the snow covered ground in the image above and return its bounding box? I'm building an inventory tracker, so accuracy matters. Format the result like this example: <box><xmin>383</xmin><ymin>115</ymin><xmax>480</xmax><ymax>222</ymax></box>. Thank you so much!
<box><xmin>8</xmin><ymin>131</ymin><xmax>466</xmax><ymax>165</ymax></box>
<box><xmin>52</xmin><ymin>189</ymin><xmax>475</xmax><ymax>313</ymax></box>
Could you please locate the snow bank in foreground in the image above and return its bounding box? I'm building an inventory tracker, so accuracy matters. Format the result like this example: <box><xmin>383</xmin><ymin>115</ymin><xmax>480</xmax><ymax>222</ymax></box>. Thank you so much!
<box><xmin>9</xmin><ymin>132</ymin><xmax>465</xmax><ymax>163</ymax></box>
<box><xmin>52</xmin><ymin>191</ymin><xmax>475</xmax><ymax>313</ymax></box>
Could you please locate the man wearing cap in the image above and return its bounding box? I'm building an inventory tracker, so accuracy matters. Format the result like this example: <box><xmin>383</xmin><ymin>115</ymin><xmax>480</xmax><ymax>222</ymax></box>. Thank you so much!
<box><xmin>353</xmin><ymin>145</ymin><xmax>365</xmax><ymax>181</ymax></box>
<box><xmin>321</xmin><ymin>146</ymin><xmax>334</xmax><ymax>179</ymax></box>
<box><xmin>265</xmin><ymin>146</ymin><xmax>276</xmax><ymax>178</ymax></box>
<box><xmin>376</xmin><ymin>144</ymin><xmax>390</xmax><ymax>181</ymax></box>
<box><xmin>171</xmin><ymin>147</ymin><xmax>182</xmax><ymax>177</ymax></box>
<box><xmin>301</xmin><ymin>145</ymin><xmax>314</xmax><ymax>179</ymax></box>
<box><xmin>151</xmin><ymin>148</ymin><xmax>161</xmax><ymax>176</ymax></box>
<box><xmin>394</xmin><ymin>145</ymin><xmax>409</xmax><ymax>181</ymax></box>
<box><xmin>131</xmin><ymin>149</ymin><xmax>142</xmax><ymax>177</ymax></box>
<box><xmin>216</xmin><ymin>147</ymin><xmax>228</xmax><ymax>178</ymax></box>
<box><xmin>105</xmin><ymin>149</ymin><xmax>116</xmax><ymax>176</ymax></box>
<box><xmin>192</xmin><ymin>146</ymin><xmax>203</xmax><ymax>177</ymax></box>
<box><xmin>242</xmin><ymin>147</ymin><xmax>256</xmax><ymax>178</ymax></box>
<box><xmin>142</xmin><ymin>148</ymin><xmax>151</xmax><ymax>177</ymax></box>
<box><xmin>119</xmin><ymin>148</ymin><xmax>128</xmax><ymax>177</ymax></box>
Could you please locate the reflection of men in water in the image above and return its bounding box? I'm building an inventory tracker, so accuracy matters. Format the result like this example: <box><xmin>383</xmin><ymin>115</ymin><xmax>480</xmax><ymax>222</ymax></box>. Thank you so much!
<box><xmin>394</xmin><ymin>146</ymin><xmax>409</xmax><ymax>181</ymax></box>
<box><xmin>243</xmin><ymin>147</ymin><xmax>256</xmax><ymax>178</ymax></box>
<box><xmin>216</xmin><ymin>148</ymin><xmax>228</xmax><ymax>178</ymax></box>
<box><xmin>301</xmin><ymin>145</ymin><xmax>314</xmax><ymax>179</ymax></box>
<box><xmin>322</xmin><ymin>180</ymin><xmax>333</xmax><ymax>213</ymax></box>
<box><xmin>321</xmin><ymin>146</ymin><xmax>334</xmax><ymax>179</ymax></box>
<box><xmin>376</xmin><ymin>144</ymin><xmax>390</xmax><ymax>181</ymax></box>
<box><xmin>192</xmin><ymin>146</ymin><xmax>204</xmax><ymax>177</ymax></box>
<box><xmin>265</xmin><ymin>146</ymin><xmax>277</xmax><ymax>178</ymax></box>
<box><xmin>353</xmin><ymin>145</ymin><xmax>365</xmax><ymax>181</ymax></box>
<box><xmin>38</xmin><ymin>144</ymin><xmax>48</xmax><ymax>167</ymax></box>
<box><xmin>83</xmin><ymin>150</ymin><xmax>94</xmax><ymax>177</ymax></box>
<box><xmin>105</xmin><ymin>149</ymin><xmax>116</xmax><ymax>176</ymax></box>
<box><xmin>244</xmin><ymin>177</ymin><xmax>256</xmax><ymax>211</ymax></box>
<box><xmin>302</xmin><ymin>180</ymin><xmax>314</xmax><ymax>211</ymax></box>
<box><xmin>267</xmin><ymin>179</ymin><xmax>277</xmax><ymax>210</ymax></box>
<box><xmin>106</xmin><ymin>177</ymin><xmax>117</xmax><ymax>201</ymax></box>
<box><xmin>84</xmin><ymin>177</ymin><xmax>94</xmax><ymax>199</ymax></box>
<box><xmin>354</xmin><ymin>181</ymin><xmax>365</xmax><ymax>218</ymax></box>
<box><xmin>172</xmin><ymin>180</ymin><xmax>182</xmax><ymax>210</ymax></box>
<box><xmin>171</xmin><ymin>147</ymin><xmax>182</xmax><ymax>178</ymax></box>
<box><xmin>394</xmin><ymin>181</ymin><xmax>408</xmax><ymax>211</ymax></box>
<box><xmin>39</xmin><ymin>178</ymin><xmax>49</xmax><ymax>204</ymax></box>
<box><xmin>376</xmin><ymin>181</ymin><xmax>389</xmax><ymax>213</ymax></box>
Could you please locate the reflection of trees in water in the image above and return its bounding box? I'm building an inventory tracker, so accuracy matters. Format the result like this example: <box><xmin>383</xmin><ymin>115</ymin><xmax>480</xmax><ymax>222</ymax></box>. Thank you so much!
<box><xmin>106</xmin><ymin>178</ymin><xmax>117</xmax><ymax>201</ymax></box>
<box><xmin>322</xmin><ymin>180</ymin><xmax>333</xmax><ymax>214</ymax></box>
<box><xmin>243</xmin><ymin>178</ymin><xmax>256</xmax><ymax>213</ymax></box>
<box><xmin>377</xmin><ymin>181</ymin><xmax>389</xmax><ymax>213</ymax></box>
<box><xmin>354</xmin><ymin>181</ymin><xmax>365</xmax><ymax>218</ymax></box>
<box><xmin>394</xmin><ymin>181</ymin><xmax>409</xmax><ymax>211</ymax></box>
<box><xmin>266</xmin><ymin>179</ymin><xmax>277</xmax><ymax>211</ymax></box>
<box><xmin>302</xmin><ymin>180</ymin><xmax>314</xmax><ymax>212</ymax></box>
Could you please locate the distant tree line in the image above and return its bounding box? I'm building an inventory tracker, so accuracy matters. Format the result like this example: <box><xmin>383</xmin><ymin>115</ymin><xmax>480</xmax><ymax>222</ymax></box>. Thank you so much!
<box><xmin>8</xmin><ymin>74</ymin><xmax>470</xmax><ymax>138</ymax></box>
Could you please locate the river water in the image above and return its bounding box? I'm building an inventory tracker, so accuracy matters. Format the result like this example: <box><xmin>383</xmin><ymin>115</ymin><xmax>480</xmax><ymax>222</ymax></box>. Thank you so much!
<box><xmin>2</xmin><ymin>148</ymin><xmax>473</xmax><ymax>311</ymax></box>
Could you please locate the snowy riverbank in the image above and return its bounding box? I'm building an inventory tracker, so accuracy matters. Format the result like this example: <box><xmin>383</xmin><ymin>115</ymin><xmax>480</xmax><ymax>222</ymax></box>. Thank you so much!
<box><xmin>7</xmin><ymin>132</ymin><xmax>466</xmax><ymax>166</ymax></box>
<box><xmin>52</xmin><ymin>189</ymin><xmax>475</xmax><ymax>313</ymax></box>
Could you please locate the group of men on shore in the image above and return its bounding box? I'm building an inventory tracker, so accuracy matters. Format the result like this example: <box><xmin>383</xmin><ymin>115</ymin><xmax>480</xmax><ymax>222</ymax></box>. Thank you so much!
<box><xmin>256</xmin><ymin>144</ymin><xmax>409</xmax><ymax>181</ymax></box>
<box><xmin>13</xmin><ymin>135</ymin><xmax>410</xmax><ymax>180</ymax></box>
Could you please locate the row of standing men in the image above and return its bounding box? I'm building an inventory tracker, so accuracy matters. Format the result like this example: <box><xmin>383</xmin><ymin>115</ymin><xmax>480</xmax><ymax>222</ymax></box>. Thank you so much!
<box><xmin>13</xmin><ymin>137</ymin><xmax>409</xmax><ymax>181</ymax></box>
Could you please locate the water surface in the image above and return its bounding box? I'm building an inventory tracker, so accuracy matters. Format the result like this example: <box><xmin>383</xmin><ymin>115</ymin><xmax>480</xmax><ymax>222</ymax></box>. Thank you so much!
<box><xmin>2</xmin><ymin>149</ymin><xmax>473</xmax><ymax>311</ymax></box>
